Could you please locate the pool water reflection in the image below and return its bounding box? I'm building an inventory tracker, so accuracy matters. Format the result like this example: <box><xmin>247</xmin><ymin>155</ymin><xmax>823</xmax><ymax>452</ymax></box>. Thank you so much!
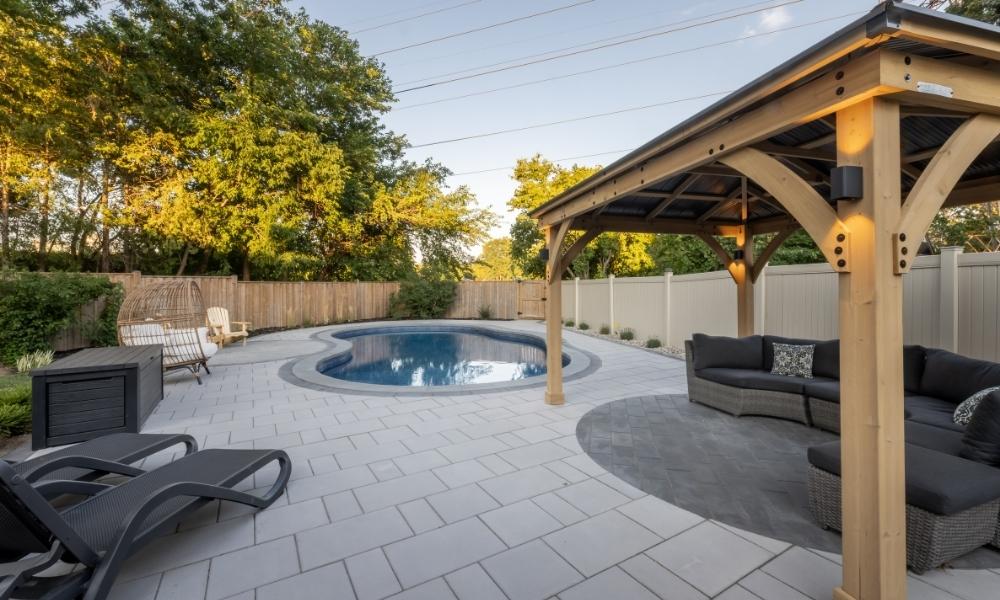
<box><xmin>321</xmin><ymin>330</ymin><xmax>551</xmax><ymax>386</ymax></box>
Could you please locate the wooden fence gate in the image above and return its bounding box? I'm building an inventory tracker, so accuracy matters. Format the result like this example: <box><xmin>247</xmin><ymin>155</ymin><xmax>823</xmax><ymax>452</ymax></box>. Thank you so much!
<box><xmin>516</xmin><ymin>280</ymin><xmax>546</xmax><ymax>319</ymax></box>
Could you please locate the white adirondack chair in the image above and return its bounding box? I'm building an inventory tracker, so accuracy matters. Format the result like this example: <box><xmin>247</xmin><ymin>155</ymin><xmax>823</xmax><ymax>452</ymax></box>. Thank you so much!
<box><xmin>207</xmin><ymin>306</ymin><xmax>251</xmax><ymax>347</ymax></box>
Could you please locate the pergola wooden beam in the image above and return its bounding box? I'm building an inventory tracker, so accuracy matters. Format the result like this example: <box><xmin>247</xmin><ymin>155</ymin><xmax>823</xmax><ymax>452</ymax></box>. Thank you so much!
<box><xmin>645</xmin><ymin>174</ymin><xmax>700</xmax><ymax>221</ymax></box>
<box><xmin>719</xmin><ymin>148</ymin><xmax>851</xmax><ymax>272</ymax></box>
<box><xmin>751</xmin><ymin>226</ymin><xmax>797</xmax><ymax>282</ymax></box>
<box><xmin>894</xmin><ymin>113</ymin><xmax>1000</xmax><ymax>273</ymax></box>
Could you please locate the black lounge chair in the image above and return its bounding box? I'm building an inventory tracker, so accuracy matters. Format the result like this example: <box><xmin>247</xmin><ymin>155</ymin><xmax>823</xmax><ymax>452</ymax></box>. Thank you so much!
<box><xmin>0</xmin><ymin>448</ymin><xmax>290</xmax><ymax>600</ymax></box>
<box><xmin>4</xmin><ymin>433</ymin><xmax>197</xmax><ymax>486</ymax></box>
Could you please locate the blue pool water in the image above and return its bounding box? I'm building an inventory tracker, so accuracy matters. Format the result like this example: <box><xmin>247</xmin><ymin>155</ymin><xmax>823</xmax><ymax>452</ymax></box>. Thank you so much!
<box><xmin>321</xmin><ymin>329</ymin><xmax>554</xmax><ymax>386</ymax></box>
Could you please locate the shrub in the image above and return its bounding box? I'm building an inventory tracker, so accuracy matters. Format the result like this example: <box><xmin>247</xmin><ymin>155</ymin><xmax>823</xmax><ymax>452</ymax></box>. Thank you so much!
<box><xmin>564</xmin><ymin>319</ymin><xmax>575</xmax><ymax>327</ymax></box>
<box><xmin>646</xmin><ymin>338</ymin><xmax>662</xmax><ymax>348</ymax></box>
<box><xmin>478</xmin><ymin>305</ymin><xmax>494</xmax><ymax>320</ymax></box>
<box><xmin>389</xmin><ymin>272</ymin><xmax>458</xmax><ymax>319</ymax></box>
<box><xmin>16</xmin><ymin>350</ymin><xmax>54</xmax><ymax>373</ymax></box>
<box><xmin>578</xmin><ymin>322</ymin><xmax>589</xmax><ymax>330</ymax></box>
<box><xmin>599</xmin><ymin>324</ymin><xmax>610</xmax><ymax>335</ymax></box>
<box><xmin>619</xmin><ymin>328</ymin><xmax>635</xmax><ymax>341</ymax></box>
<box><xmin>0</xmin><ymin>374</ymin><xmax>31</xmax><ymax>438</ymax></box>
<box><xmin>0</xmin><ymin>272</ymin><xmax>123</xmax><ymax>365</ymax></box>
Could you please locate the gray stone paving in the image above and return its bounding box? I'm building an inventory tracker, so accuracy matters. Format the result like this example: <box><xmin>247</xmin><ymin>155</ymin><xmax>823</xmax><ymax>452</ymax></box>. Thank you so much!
<box><xmin>89</xmin><ymin>320</ymin><xmax>999</xmax><ymax>600</ymax></box>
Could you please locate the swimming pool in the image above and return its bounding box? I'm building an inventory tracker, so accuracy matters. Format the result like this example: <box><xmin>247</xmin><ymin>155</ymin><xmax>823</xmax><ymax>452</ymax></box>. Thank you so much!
<box><xmin>320</xmin><ymin>327</ymin><xmax>564</xmax><ymax>387</ymax></box>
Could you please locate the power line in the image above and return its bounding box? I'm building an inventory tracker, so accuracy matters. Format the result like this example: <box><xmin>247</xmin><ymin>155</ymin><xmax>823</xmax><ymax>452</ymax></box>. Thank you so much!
<box><xmin>448</xmin><ymin>149</ymin><xmax>636</xmax><ymax>176</ymax></box>
<box><xmin>395</xmin><ymin>0</ymin><xmax>789</xmax><ymax>87</ymax></box>
<box><xmin>409</xmin><ymin>90</ymin><xmax>731</xmax><ymax>148</ymax></box>
<box><xmin>372</xmin><ymin>0</ymin><xmax>598</xmax><ymax>57</ymax></box>
<box><xmin>394</xmin><ymin>0</ymin><xmax>802</xmax><ymax>92</ymax></box>
<box><xmin>352</xmin><ymin>1</ymin><xmax>485</xmax><ymax>34</ymax></box>
<box><xmin>342</xmin><ymin>0</ymin><xmax>463</xmax><ymax>27</ymax></box>
<box><xmin>391</xmin><ymin>0</ymin><xmax>769</xmax><ymax>70</ymax></box>
<box><xmin>395</xmin><ymin>11</ymin><xmax>859</xmax><ymax>111</ymax></box>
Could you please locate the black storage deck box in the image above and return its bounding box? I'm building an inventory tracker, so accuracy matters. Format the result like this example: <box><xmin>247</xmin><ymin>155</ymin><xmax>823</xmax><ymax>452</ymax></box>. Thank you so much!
<box><xmin>31</xmin><ymin>346</ymin><xmax>163</xmax><ymax>449</ymax></box>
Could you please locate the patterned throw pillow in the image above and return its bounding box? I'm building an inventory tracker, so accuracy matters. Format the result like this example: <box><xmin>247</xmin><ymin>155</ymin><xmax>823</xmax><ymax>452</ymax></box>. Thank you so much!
<box><xmin>953</xmin><ymin>385</ymin><xmax>1000</xmax><ymax>425</ymax></box>
<box><xmin>771</xmin><ymin>343</ymin><xmax>814</xmax><ymax>378</ymax></box>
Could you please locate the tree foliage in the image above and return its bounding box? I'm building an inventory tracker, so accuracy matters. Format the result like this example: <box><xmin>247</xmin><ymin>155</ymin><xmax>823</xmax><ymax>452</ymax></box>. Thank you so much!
<box><xmin>0</xmin><ymin>0</ymin><xmax>491</xmax><ymax>280</ymax></box>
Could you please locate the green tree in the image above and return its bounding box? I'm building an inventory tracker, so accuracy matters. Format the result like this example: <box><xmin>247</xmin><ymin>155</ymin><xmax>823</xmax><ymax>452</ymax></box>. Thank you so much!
<box><xmin>508</xmin><ymin>155</ymin><xmax>654</xmax><ymax>279</ymax></box>
<box><xmin>472</xmin><ymin>237</ymin><xmax>521</xmax><ymax>280</ymax></box>
<box><xmin>939</xmin><ymin>0</ymin><xmax>1000</xmax><ymax>24</ymax></box>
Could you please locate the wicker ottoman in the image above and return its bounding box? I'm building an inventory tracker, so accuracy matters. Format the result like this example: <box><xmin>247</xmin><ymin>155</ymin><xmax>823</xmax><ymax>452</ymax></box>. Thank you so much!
<box><xmin>807</xmin><ymin>439</ymin><xmax>1000</xmax><ymax>573</ymax></box>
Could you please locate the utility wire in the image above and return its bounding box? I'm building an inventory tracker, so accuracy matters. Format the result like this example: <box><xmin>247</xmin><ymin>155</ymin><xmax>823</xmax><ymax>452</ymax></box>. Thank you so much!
<box><xmin>342</xmin><ymin>0</ymin><xmax>463</xmax><ymax>27</ymax></box>
<box><xmin>394</xmin><ymin>0</ymin><xmax>801</xmax><ymax>92</ymax></box>
<box><xmin>409</xmin><ymin>90</ymin><xmax>731</xmax><ymax>148</ymax></box>
<box><xmin>395</xmin><ymin>0</ymin><xmax>790</xmax><ymax>86</ymax></box>
<box><xmin>395</xmin><ymin>11</ymin><xmax>860</xmax><ymax>111</ymax></box>
<box><xmin>391</xmin><ymin>0</ymin><xmax>775</xmax><ymax>70</ymax></box>
<box><xmin>352</xmin><ymin>1</ymin><xmax>484</xmax><ymax>34</ymax></box>
<box><xmin>449</xmin><ymin>149</ymin><xmax>636</xmax><ymax>176</ymax></box>
<box><xmin>372</xmin><ymin>0</ymin><xmax>598</xmax><ymax>57</ymax></box>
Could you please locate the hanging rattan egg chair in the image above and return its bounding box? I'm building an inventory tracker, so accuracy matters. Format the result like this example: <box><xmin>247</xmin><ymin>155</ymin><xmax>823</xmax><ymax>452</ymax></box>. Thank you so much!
<box><xmin>117</xmin><ymin>279</ymin><xmax>218</xmax><ymax>383</ymax></box>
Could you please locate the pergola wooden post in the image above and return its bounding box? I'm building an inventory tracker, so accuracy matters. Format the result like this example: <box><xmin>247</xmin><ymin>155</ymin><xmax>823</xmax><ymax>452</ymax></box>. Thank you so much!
<box><xmin>834</xmin><ymin>97</ymin><xmax>908</xmax><ymax>600</ymax></box>
<box><xmin>528</xmin><ymin>5</ymin><xmax>1000</xmax><ymax>596</ymax></box>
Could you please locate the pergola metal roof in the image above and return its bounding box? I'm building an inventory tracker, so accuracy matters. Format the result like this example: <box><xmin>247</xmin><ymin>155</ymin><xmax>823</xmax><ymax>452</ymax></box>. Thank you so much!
<box><xmin>531</xmin><ymin>2</ymin><xmax>1000</xmax><ymax>237</ymax></box>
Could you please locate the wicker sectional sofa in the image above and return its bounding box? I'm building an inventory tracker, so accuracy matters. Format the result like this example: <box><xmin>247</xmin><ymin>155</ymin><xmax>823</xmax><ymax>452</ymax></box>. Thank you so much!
<box><xmin>685</xmin><ymin>333</ymin><xmax>1000</xmax><ymax>572</ymax></box>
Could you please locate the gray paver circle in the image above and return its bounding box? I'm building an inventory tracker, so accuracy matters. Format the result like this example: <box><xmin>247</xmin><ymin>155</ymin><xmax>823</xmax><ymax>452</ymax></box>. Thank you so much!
<box><xmin>576</xmin><ymin>394</ymin><xmax>1000</xmax><ymax>569</ymax></box>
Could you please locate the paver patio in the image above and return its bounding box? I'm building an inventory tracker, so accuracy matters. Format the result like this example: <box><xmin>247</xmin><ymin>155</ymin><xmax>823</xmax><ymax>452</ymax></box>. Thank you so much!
<box><xmin>106</xmin><ymin>322</ymin><xmax>1000</xmax><ymax>600</ymax></box>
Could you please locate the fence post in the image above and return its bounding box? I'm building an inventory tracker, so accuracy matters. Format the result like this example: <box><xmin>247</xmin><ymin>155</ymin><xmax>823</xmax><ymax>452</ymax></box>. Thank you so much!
<box><xmin>939</xmin><ymin>246</ymin><xmax>962</xmax><ymax>352</ymax></box>
<box><xmin>755</xmin><ymin>266</ymin><xmax>767</xmax><ymax>335</ymax></box>
<box><xmin>608</xmin><ymin>274</ymin><xmax>615</xmax><ymax>333</ymax></box>
<box><xmin>574</xmin><ymin>277</ymin><xmax>580</xmax><ymax>326</ymax></box>
<box><xmin>663</xmin><ymin>271</ymin><xmax>672</xmax><ymax>347</ymax></box>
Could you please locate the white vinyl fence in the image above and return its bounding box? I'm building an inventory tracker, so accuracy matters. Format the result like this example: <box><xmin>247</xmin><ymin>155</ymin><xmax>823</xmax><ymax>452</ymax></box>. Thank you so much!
<box><xmin>562</xmin><ymin>248</ymin><xmax>1000</xmax><ymax>361</ymax></box>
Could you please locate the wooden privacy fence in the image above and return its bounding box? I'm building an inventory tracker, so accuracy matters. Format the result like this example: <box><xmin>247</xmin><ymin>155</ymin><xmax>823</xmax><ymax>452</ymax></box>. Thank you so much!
<box><xmin>53</xmin><ymin>274</ymin><xmax>537</xmax><ymax>351</ymax></box>
<box><xmin>562</xmin><ymin>249</ymin><xmax>1000</xmax><ymax>362</ymax></box>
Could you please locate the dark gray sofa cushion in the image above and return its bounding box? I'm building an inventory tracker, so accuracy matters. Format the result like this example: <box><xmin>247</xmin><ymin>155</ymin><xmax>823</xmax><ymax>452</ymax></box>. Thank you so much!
<box><xmin>804</xmin><ymin>380</ymin><xmax>840</xmax><ymax>403</ymax></box>
<box><xmin>919</xmin><ymin>348</ymin><xmax>1000</xmax><ymax>405</ymax></box>
<box><xmin>692</xmin><ymin>334</ymin><xmax>763</xmax><ymax>371</ymax></box>
<box><xmin>696</xmin><ymin>368</ymin><xmax>834</xmax><ymax>395</ymax></box>
<box><xmin>905</xmin><ymin>395</ymin><xmax>966</xmax><ymax>433</ymax></box>
<box><xmin>763</xmin><ymin>336</ymin><xmax>839</xmax><ymax>379</ymax></box>
<box><xmin>960</xmin><ymin>391</ymin><xmax>1000</xmax><ymax>467</ymax></box>
<box><xmin>808</xmin><ymin>440</ymin><xmax>1000</xmax><ymax>516</ymax></box>
<box><xmin>904</xmin><ymin>345</ymin><xmax>926</xmax><ymax>393</ymax></box>
<box><xmin>905</xmin><ymin>421</ymin><xmax>964</xmax><ymax>456</ymax></box>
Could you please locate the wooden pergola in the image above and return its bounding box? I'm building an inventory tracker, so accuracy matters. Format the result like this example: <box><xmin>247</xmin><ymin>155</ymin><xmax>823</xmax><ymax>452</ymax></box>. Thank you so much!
<box><xmin>530</xmin><ymin>3</ymin><xmax>1000</xmax><ymax>598</ymax></box>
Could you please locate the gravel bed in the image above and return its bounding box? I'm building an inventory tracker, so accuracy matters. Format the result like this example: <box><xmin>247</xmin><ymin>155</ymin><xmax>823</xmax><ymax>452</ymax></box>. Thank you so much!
<box><xmin>563</xmin><ymin>325</ymin><xmax>685</xmax><ymax>359</ymax></box>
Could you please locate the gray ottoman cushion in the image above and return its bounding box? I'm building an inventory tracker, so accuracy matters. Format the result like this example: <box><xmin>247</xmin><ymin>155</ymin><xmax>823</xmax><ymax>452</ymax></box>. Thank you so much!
<box><xmin>808</xmin><ymin>441</ymin><xmax>1000</xmax><ymax>516</ymax></box>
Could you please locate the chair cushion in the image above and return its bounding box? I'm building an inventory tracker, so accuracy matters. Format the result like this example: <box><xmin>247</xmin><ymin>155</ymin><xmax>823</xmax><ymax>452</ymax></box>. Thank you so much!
<box><xmin>919</xmin><ymin>348</ymin><xmax>1000</xmax><ymax>405</ymax></box>
<box><xmin>905</xmin><ymin>395</ymin><xmax>966</xmax><ymax>433</ymax></box>
<box><xmin>763</xmin><ymin>336</ymin><xmax>839</xmax><ymax>378</ymax></box>
<box><xmin>696</xmin><ymin>368</ymin><xmax>831</xmax><ymax>395</ymax></box>
<box><xmin>771</xmin><ymin>343</ymin><xmax>814</xmax><ymax>378</ymax></box>
<box><xmin>953</xmin><ymin>385</ymin><xmax>1000</xmax><ymax>426</ymax></box>
<box><xmin>903</xmin><ymin>345</ymin><xmax>926</xmax><ymax>393</ymax></box>
<box><xmin>905</xmin><ymin>421</ymin><xmax>964</xmax><ymax>456</ymax></box>
<box><xmin>960</xmin><ymin>391</ymin><xmax>1000</xmax><ymax>467</ymax></box>
<box><xmin>692</xmin><ymin>334</ymin><xmax>763</xmax><ymax>371</ymax></box>
<box><xmin>808</xmin><ymin>441</ymin><xmax>1000</xmax><ymax>515</ymax></box>
<box><xmin>804</xmin><ymin>380</ymin><xmax>840</xmax><ymax>403</ymax></box>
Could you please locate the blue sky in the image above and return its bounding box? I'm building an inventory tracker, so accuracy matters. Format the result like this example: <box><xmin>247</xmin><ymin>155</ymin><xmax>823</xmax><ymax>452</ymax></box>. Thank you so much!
<box><xmin>294</xmin><ymin>0</ymin><xmax>884</xmax><ymax>241</ymax></box>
